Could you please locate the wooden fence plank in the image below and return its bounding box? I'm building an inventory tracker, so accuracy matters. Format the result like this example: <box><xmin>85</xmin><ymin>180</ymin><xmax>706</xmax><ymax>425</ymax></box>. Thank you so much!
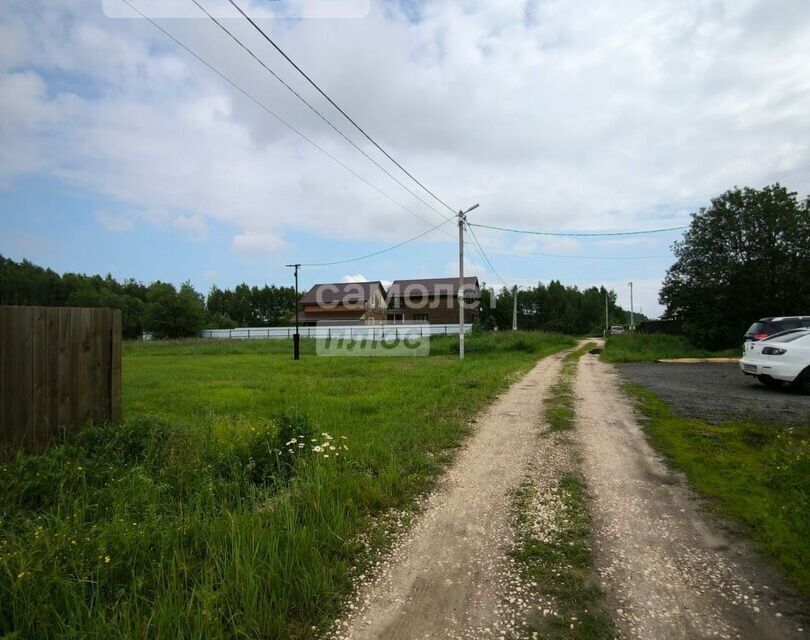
<box><xmin>45</xmin><ymin>308</ymin><xmax>59</xmax><ymax>437</ymax></box>
<box><xmin>31</xmin><ymin>307</ymin><xmax>48</xmax><ymax>449</ymax></box>
<box><xmin>110</xmin><ymin>310</ymin><xmax>122</xmax><ymax>423</ymax></box>
<box><xmin>17</xmin><ymin>306</ymin><xmax>33</xmax><ymax>449</ymax></box>
<box><xmin>80</xmin><ymin>307</ymin><xmax>94</xmax><ymax>428</ymax></box>
<box><xmin>0</xmin><ymin>308</ymin><xmax>15</xmax><ymax>451</ymax></box>
<box><xmin>57</xmin><ymin>308</ymin><xmax>72</xmax><ymax>429</ymax></box>
<box><xmin>90</xmin><ymin>309</ymin><xmax>106</xmax><ymax>424</ymax></box>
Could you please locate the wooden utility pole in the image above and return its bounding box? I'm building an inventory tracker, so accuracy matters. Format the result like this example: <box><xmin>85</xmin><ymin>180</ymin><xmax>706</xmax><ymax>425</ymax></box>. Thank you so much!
<box><xmin>457</xmin><ymin>204</ymin><xmax>479</xmax><ymax>361</ymax></box>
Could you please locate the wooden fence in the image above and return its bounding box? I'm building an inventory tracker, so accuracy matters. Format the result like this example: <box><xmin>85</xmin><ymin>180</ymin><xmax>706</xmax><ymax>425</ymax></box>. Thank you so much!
<box><xmin>1</xmin><ymin>306</ymin><xmax>122</xmax><ymax>454</ymax></box>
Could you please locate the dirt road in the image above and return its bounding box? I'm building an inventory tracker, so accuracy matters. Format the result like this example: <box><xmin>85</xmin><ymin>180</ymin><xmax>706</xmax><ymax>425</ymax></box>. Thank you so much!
<box><xmin>331</xmin><ymin>351</ymin><xmax>569</xmax><ymax>640</ymax></box>
<box><xmin>328</xmin><ymin>346</ymin><xmax>806</xmax><ymax>640</ymax></box>
<box><xmin>575</xmin><ymin>350</ymin><xmax>806</xmax><ymax>639</ymax></box>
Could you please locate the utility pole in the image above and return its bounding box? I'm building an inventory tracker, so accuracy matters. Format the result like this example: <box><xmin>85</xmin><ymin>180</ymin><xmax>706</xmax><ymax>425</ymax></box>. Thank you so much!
<box><xmin>458</xmin><ymin>204</ymin><xmax>479</xmax><ymax>361</ymax></box>
<box><xmin>629</xmin><ymin>281</ymin><xmax>635</xmax><ymax>331</ymax></box>
<box><xmin>605</xmin><ymin>291</ymin><xmax>609</xmax><ymax>337</ymax></box>
<box><xmin>286</xmin><ymin>263</ymin><xmax>301</xmax><ymax>360</ymax></box>
<box><xmin>512</xmin><ymin>285</ymin><xmax>518</xmax><ymax>331</ymax></box>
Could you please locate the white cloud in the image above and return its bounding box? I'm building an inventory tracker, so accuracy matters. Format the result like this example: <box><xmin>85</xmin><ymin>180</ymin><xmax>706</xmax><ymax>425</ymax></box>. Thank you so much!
<box><xmin>341</xmin><ymin>274</ymin><xmax>368</xmax><ymax>283</ymax></box>
<box><xmin>2</xmin><ymin>0</ymin><xmax>810</xmax><ymax>301</ymax></box>
<box><xmin>231</xmin><ymin>231</ymin><xmax>287</xmax><ymax>254</ymax></box>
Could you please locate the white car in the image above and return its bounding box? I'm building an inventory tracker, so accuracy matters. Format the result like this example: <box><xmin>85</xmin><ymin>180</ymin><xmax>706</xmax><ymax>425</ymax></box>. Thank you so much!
<box><xmin>610</xmin><ymin>325</ymin><xmax>626</xmax><ymax>335</ymax></box>
<box><xmin>740</xmin><ymin>329</ymin><xmax>810</xmax><ymax>393</ymax></box>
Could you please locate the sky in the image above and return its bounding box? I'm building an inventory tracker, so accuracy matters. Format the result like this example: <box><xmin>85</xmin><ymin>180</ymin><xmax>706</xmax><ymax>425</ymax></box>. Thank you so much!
<box><xmin>2</xmin><ymin>0</ymin><xmax>810</xmax><ymax>318</ymax></box>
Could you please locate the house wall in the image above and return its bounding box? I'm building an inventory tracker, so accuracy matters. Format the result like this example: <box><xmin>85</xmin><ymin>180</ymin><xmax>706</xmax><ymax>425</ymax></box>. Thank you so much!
<box><xmin>388</xmin><ymin>296</ymin><xmax>479</xmax><ymax>324</ymax></box>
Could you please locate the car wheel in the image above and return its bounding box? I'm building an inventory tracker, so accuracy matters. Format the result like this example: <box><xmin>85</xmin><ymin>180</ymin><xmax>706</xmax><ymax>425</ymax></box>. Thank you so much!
<box><xmin>757</xmin><ymin>375</ymin><xmax>784</xmax><ymax>389</ymax></box>
<box><xmin>794</xmin><ymin>368</ymin><xmax>810</xmax><ymax>395</ymax></box>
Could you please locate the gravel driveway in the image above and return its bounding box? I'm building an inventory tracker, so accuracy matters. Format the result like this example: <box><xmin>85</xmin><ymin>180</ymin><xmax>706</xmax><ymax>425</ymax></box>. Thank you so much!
<box><xmin>617</xmin><ymin>363</ymin><xmax>810</xmax><ymax>426</ymax></box>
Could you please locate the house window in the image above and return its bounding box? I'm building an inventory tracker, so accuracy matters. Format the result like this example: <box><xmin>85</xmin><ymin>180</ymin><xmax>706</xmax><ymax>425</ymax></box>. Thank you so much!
<box><xmin>388</xmin><ymin>314</ymin><xmax>404</xmax><ymax>324</ymax></box>
<box><xmin>413</xmin><ymin>313</ymin><xmax>429</xmax><ymax>323</ymax></box>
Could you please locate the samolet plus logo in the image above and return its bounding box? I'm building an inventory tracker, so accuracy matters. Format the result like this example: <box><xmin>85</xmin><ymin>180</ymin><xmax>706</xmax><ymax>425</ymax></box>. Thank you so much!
<box><xmin>104</xmin><ymin>0</ymin><xmax>371</xmax><ymax>20</ymax></box>
<box><xmin>315</xmin><ymin>324</ymin><xmax>430</xmax><ymax>358</ymax></box>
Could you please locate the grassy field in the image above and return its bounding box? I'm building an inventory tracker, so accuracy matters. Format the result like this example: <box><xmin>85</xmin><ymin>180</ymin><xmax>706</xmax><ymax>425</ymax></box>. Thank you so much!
<box><xmin>0</xmin><ymin>331</ymin><xmax>574</xmax><ymax>639</ymax></box>
<box><xmin>601</xmin><ymin>333</ymin><xmax>741</xmax><ymax>363</ymax></box>
<box><xmin>625</xmin><ymin>384</ymin><xmax>810</xmax><ymax>598</ymax></box>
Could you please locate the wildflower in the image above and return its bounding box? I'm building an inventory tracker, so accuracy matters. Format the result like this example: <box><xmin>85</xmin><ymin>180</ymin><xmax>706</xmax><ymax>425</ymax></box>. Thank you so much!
<box><xmin>285</xmin><ymin>438</ymin><xmax>298</xmax><ymax>446</ymax></box>
<box><xmin>104</xmin><ymin>555</ymin><xmax>111</xmax><ymax>564</ymax></box>
<box><xmin>313</xmin><ymin>446</ymin><xmax>323</xmax><ymax>453</ymax></box>
<box><xmin>17</xmin><ymin>571</ymin><xmax>27</xmax><ymax>579</ymax></box>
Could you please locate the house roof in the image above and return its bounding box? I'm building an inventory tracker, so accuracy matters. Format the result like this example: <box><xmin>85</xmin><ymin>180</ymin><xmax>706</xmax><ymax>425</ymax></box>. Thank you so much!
<box><xmin>388</xmin><ymin>277</ymin><xmax>480</xmax><ymax>299</ymax></box>
<box><xmin>299</xmin><ymin>281</ymin><xmax>385</xmax><ymax>305</ymax></box>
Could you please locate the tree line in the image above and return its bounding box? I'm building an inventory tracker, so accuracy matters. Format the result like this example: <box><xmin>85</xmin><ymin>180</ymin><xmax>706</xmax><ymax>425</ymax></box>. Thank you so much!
<box><xmin>479</xmin><ymin>281</ymin><xmax>643</xmax><ymax>335</ymax></box>
<box><xmin>0</xmin><ymin>256</ymin><xmax>296</xmax><ymax>339</ymax></box>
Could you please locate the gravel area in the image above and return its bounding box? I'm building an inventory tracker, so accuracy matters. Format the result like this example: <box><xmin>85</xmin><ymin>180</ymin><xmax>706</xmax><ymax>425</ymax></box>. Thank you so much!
<box><xmin>329</xmin><ymin>352</ymin><xmax>569</xmax><ymax>639</ymax></box>
<box><xmin>576</xmin><ymin>351</ymin><xmax>807</xmax><ymax>639</ymax></box>
<box><xmin>617</xmin><ymin>362</ymin><xmax>810</xmax><ymax>425</ymax></box>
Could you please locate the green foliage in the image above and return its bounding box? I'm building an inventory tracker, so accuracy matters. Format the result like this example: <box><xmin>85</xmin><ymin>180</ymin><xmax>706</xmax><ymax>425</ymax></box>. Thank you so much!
<box><xmin>0</xmin><ymin>255</ymin><xmax>297</xmax><ymax>339</ymax></box>
<box><xmin>625</xmin><ymin>384</ymin><xmax>810</xmax><ymax>597</ymax></box>
<box><xmin>1</xmin><ymin>332</ymin><xmax>574</xmax><ymax>638</ymax></box>
<box><xmin>601</xmin><ymin>333</ymin><xmax>740</xmax><ymax>363</ymax></box>
<box><xmin>661</xmin><ymin>184</ymin><xmax>810</xmax><ymax>349</ymax></box>
<box><xmin>479</xmin><ymin>281</ymin><xmax>645</xmax><ymax>335</ymax></box>
<box><xmin>142</xmin><ymin>281</ymin><xmax>207</xmax><ymax>339</ymax></box>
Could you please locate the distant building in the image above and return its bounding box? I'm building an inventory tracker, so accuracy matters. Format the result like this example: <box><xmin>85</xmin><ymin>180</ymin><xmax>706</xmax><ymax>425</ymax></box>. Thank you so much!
<box><xmin>296</xmin><ymin>282</ymin><xmax>387</xmax><ymax>326</ymax></box>
<box><xmin>387</xmin><ymin>277</ymin><xmax>480</xmax><ymax>325</ymax></box>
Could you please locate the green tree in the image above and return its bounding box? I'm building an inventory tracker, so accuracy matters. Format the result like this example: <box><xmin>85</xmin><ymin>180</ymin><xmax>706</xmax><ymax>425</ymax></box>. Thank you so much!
<box><xmin>143</xmin><ymin>281</ymin><xmax>206</xmax><ymax>339</ymax></box>
<box><xmin>661</xmin><ymin>184</ymin><xmax>810</xmax><ymax>349</ymax></box>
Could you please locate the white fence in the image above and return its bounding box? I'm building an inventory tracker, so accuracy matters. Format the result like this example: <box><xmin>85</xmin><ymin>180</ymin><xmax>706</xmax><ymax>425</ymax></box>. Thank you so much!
<box><xmin>199</xmin><ymin>324</ymin><xmax>474</xmax><ymax>341</ymax></box>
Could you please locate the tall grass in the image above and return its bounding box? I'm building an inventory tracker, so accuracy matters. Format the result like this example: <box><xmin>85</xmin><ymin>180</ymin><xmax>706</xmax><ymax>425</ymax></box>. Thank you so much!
<box><xmin>601</xmin><ymin>333</ymin><xmax>741</xmax><ymax>363</ymax></box>
<box><xmin>1</xmin><ymin>331</ymin><xmax>574</xmax><ymax>638</ymax></box>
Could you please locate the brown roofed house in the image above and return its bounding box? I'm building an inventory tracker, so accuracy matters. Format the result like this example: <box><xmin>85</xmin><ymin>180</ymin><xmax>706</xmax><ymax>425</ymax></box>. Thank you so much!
<box><xmin>387</xmin><ymin>277</ymin><xmax>480</xmax><ymax>325</ymax></box>
<box><xmin>297</xmin><ymin>281</ymin><xmax>388</xmax><ymax>326</ymax></box>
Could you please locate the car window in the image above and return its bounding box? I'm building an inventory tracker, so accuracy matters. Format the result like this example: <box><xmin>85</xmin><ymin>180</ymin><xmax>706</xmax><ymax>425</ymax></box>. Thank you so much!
<box><xmin>745</xmin><ymin>322</ymin><xmax>769</xmax><ymax>334</ymax></box>
<box><xmin>778</xmin><ymin>320</ymin><xmax>802</xmax><ymax>330</ymax></box>
<box><xmin>768</xmin><ymin>331</ymin><xmax>810</xmax><ymax>343</ymax></box>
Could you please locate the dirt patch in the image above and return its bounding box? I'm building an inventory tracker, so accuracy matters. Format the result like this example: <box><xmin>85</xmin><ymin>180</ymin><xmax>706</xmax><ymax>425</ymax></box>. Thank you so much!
<box><xmin>575</xmin><ymin>352</ymin><xmax>807</xmax><ymax>639</ymax></box>
<box><xmin>617</xmin><ymin>362</ymin><xmax>810</xmax><ymax>426</ymax></box>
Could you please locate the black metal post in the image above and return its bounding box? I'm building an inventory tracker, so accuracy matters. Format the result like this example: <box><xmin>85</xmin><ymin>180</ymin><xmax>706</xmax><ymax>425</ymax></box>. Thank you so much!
<box><xmin>286</xmin><ymin>263</ymin><xmax>301</xmax><ymax>361</ymax></box>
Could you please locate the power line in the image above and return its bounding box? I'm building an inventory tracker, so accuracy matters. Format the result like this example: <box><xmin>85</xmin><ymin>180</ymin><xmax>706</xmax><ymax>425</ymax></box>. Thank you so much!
<box><xmin>465</xmin><ymin>222</ymin><xmax>508</xmax><ymax>286</ymax></box>
<box><xmin>119</xmin><ymin>0</ymin><xmax>446</xmax><ymax>234</ymax></box>
<box><xmin>227</xmin><ymin>0</ymin><xmax>457</xmax><ymax>215</ymax></box>
<box><xmin>300</xmin><ymin>215</ymin><xmax>455</xmax><ymax>267</ymax></box>
<box><xmin>190</xmin><ymin>0</ymin><xmax>448</xmax><ymax>226</ymax></box>
<box><xmin>467</xmin><ymin>241</ymin><xmax>672</xmax><ymax>261</ymax></box>
<box><xmin>467</xmin><ymin>222</ymin><xmax>688</xmax><ymax>237</ymax></box>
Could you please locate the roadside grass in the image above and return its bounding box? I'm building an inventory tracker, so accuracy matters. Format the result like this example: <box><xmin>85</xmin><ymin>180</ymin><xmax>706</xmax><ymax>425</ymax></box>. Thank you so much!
<box><xmin>544</xmin><ymin>342</ymin><xmax>597</xmax><ymax>432</ymax></box>
<box><xmin>511</xmin><ymin>473</ymin><xmax>615</xmax><ymax>640</ymax></box>
<box><xmin>0</xmin><ymin>331</ymin><xmax>575</xmax><ymax>639</ymax></box>
<box><xmin>601</xmin><ymin>333</ymin><xmax>740</xmax><ymax>363</ymax></box>
<box><xmin>624</xmin><ymin>383</ymin><xmax>810</xmax><ymax>598</ymax></box>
